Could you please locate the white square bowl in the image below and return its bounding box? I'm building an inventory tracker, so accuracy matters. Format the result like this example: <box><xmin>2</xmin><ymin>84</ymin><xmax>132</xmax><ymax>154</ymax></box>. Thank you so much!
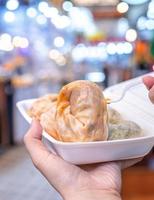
<box><xmin>17</xmin><ymin>73</ymin><xmax>154</xmax><ymax>164</ymax></box>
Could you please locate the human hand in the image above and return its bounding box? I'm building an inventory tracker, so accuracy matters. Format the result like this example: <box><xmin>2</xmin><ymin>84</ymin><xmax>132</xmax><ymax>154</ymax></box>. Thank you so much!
<box><xmin>143</xmin><ymin>75</ymin><xmax>154</xmax><ymax>104</ymax></box>
<box><xmin>24</xmin><ymin>120</ymin><xmax>142</xmax><ymax>200</ymax></box>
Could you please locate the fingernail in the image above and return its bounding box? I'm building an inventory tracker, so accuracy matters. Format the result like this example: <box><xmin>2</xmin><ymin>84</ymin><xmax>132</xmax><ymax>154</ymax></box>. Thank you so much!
<box><xmin>145</xmin><ymin>84</ymin><xmax>150</xmax><ymax>90</ymax></box>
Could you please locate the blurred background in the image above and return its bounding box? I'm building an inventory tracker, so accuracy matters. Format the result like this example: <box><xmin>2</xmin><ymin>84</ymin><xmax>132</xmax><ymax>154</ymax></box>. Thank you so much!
<box><xmin>0</xmin><ymin>0</ymin><xmax>154</xmax><ymax>200</ymax></box>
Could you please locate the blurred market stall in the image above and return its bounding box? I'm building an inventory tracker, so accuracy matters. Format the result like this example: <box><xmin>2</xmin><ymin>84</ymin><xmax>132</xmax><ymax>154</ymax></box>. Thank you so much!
<box><xmin>0</xmin><ymin>0</ymin><xmax>154</xmax><ymax>145</ymax></box>
<box><xmin>0</xmin><ymin>1</ymin><xmax>154</xmax><ymax>200</ymax></box>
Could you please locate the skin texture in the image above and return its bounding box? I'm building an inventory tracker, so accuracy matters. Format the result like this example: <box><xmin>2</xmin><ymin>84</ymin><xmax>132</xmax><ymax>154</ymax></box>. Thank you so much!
<box><xmin>24</xmin><ymin>121</ymin><xmax>142</xmax><ymax>200</ymax></box>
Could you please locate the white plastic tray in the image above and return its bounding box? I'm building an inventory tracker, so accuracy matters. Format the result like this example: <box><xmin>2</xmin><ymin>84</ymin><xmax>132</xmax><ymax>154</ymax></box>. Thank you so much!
<box><xmin>17</xmin><ymin>73</ymin><xmax>154</xmax><ymax>164</ymax></box>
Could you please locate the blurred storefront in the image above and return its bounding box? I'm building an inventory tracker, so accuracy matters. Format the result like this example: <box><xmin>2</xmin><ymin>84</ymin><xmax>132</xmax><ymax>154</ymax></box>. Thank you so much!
<box><xmin>0</xmin><ymin>0</ymin><xmax>153</xmax><ymax>142</ymax></box>
<box><xmin>0</xmin><ymin>0</ymin><xmax>154</xmax><ymax>200</ymax></box>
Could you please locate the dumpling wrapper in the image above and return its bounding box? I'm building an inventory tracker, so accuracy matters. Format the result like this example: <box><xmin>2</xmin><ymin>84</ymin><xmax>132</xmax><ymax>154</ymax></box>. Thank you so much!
<box><xmin>108</xmin><ymin>120</ymin><xmax>142</xmax><ymax>140</ymax></box>
<box><xmin>108</xmin><ymin>107</ymin><xmax>122</xmax><ymax>124</ymax></box>
<box><xmin>28</xmin><ymin>94</ymin><xmax>57</xmax><ymax>120</ymax></box>
<box><xmin>40</xmin><ymin>80</ymin><xmax>108</xmax><ymax>142</ymax></box>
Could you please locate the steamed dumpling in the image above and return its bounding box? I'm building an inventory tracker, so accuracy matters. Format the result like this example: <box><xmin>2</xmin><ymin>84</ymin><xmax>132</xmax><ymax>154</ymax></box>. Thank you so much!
<box><xmin>108</xmin><ymin>107</ymin><xmax>122</xmax><ymax>124</ymax></box>
<box><xmin>40</xmin><ymin>102</ymin><xmax>60</xmax><ymax>140</ymax></box>
<box><xmin>108</xmin><ymin>120</ymin><xmax>142</xmax><ymax>140</ymax></box>
<box><xmin>41</xmin><ymin>80</ymin><xmax>108</xmax><ymax>142</ymax></box>
<box><xmin>28</xmin><ymin>94</ymin><xmax>57</xmax><ymax>120</ymax></box>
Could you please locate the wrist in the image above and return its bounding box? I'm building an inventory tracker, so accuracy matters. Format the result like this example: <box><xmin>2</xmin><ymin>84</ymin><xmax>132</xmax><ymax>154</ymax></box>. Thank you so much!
<box><xmin>63</xmin><ymin>189</ymin><xmax>121</xmax><ymax>200</ymax></box>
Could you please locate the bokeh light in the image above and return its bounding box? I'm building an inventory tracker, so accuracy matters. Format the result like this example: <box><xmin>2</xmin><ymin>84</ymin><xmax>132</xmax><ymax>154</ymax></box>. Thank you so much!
<box><xmin>125</xmin><ymin>29</ymin><xmax>137</xmax><ymax>42</ymax></box>
<box><xmin>4</xmin><ymin>11</ymin><xmax>15</xmax><ymax>23</ymax></box>
<box><xmin>117</xmin><ymin>2</ymin><xmax>129</xmax><ymax>13</ymax></box>
<box><xmin>54</xmin><ymin>37</ymin><xmax>65</xmax><ymax>48</ymax></box>
<box><xmin>6</xmin><ymin>0</ymin><xmax>19</xmax><ymax>11</ymax></box>
<box><xmin>26</xmin><ymin>7</ymin><xmax>37</xmax><ymax>18</ymax></box>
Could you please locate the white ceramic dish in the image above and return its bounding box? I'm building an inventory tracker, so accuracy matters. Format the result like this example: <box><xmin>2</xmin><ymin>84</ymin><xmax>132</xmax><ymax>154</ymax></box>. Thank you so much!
<box><xmin>17</xmin><ymin>73</ymin><xmax>154</xmax><ymax>164</ymax></box>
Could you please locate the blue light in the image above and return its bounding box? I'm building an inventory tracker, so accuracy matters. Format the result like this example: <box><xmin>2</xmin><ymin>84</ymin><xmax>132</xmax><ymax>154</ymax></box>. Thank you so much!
<box><xmin>6</xmin><ymin>0</ymin><xmax>19</xmax><ymax>11</ymax></box>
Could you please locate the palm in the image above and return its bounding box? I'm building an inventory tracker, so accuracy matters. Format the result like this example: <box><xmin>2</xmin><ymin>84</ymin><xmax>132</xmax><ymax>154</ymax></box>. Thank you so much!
<box><xmin>79</xmin><ymin>163</ymin><xmax>121</xmax><ymax>191</ymax></box>
<box><xmin>46</xmin><ymin>153</ymin><xmax>140</xmax><ymax>197</ymax></box>
<box><xmin>57</xmin><ymin>161</ymin><xmax>121</xmax><ymax>196</ymax></box>
<box><xmin>25</xmin><ymin>121</ymin><xmax>141</xmax><ymax>199</ymax></box>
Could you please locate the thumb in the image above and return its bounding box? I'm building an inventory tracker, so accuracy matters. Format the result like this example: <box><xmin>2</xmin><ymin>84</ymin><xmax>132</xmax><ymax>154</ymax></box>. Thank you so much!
<box><xmin>24</xmin><ymin>120</ymin><xmax>78</xmax><ymax>193</ymax></box>
<box><xmin>24</xmin><ymin>120</ymin><xmax>51</xmax><ymax>168</ymax></box>
<box><xmin>27</xmin><ymin>119</ymin><xmax>42</xmax><ymax>139</ymax></box>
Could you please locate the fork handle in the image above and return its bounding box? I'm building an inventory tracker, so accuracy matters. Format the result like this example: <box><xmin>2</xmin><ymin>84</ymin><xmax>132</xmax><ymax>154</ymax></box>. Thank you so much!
<box><xmin>124</xmin><ymin>77</ymin><xmax>142</xmax><ymax>91</ymax></box>
<box><xmin>107</xmin><ymin>78</ymin><xmax>143</xmax><ymax>104</ymax></box>
<box><xmin>116</xmin><ymin>77</ymin><xmax>143</xmax><ymax>102</ymax></box>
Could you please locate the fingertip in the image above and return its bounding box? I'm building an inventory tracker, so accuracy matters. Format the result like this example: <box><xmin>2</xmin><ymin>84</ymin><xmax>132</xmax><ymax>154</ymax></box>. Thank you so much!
<box><xmin>31</xmin><ymin>119</ymin><xmax>42</xmax><ymax>130</ymax></box>
<box><xmin>149</xmin><ymin>86</ymin><xmax>154</xmax><ymax>104</ymax></box>
<box><xmin>142</xmin><ymin>76</ymin><xmax>147</xmax><ymax>84</ymax></box>
<box><xmin>142</xmin><ymin>76</ymin><xmax>149</xmax><ymax>89</ymax></box>
<box><xmin>142</xmin><ymin>76</ymin><xmax>154</xmax><ymax>90</ymax></box>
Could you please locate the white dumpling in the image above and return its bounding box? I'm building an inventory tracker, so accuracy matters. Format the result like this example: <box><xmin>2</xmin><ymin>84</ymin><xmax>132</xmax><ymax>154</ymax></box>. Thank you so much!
<box><xmin>108</xmin><ymin>107</ymin><xmax>122</xmax><ymax>124</ymax></box>
<box><xmin>108</xmin><ymin>120</ymin><xmax>142</xmax><ymax>140</ymax></box>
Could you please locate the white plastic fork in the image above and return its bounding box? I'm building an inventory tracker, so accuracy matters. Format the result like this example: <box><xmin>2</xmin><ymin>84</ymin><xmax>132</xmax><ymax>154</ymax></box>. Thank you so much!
<box><xmin>106</xmin><ymin>78</ymin><xmax>142</xmax><ymax>104</ymax></box>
